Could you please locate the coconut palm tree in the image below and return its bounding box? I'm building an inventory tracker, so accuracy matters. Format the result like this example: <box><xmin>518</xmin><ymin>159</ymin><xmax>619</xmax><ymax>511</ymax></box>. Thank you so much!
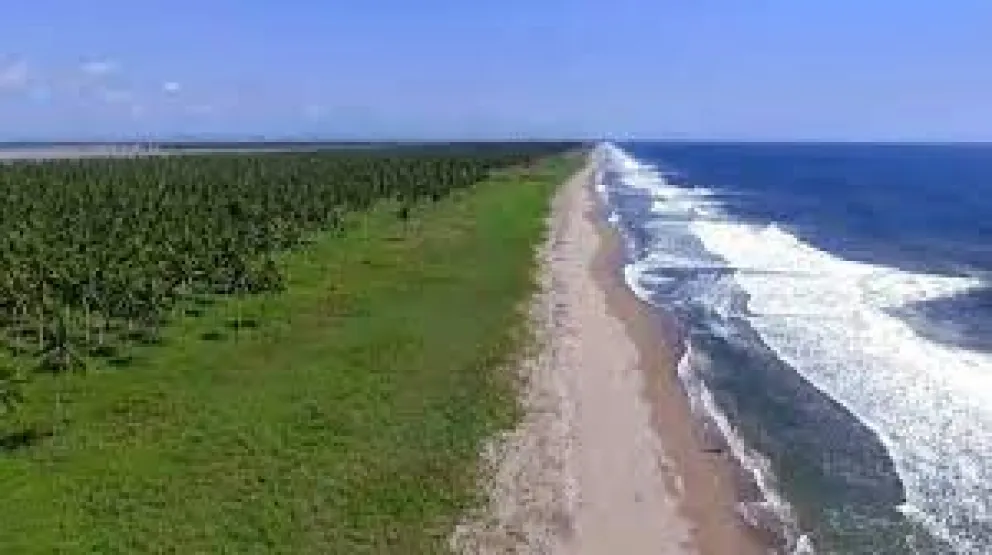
<box><xmin>0</xmin><ymin>143</ymin><xmax>577</xmax><ymax>372</ymax></box>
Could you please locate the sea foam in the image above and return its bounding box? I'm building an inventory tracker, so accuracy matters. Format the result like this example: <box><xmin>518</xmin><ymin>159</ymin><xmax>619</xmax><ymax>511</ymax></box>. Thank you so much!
<box><xmin>596</xmin><ymin>142</ymin><xmax>992</xmax><ymax>554</ymax></box>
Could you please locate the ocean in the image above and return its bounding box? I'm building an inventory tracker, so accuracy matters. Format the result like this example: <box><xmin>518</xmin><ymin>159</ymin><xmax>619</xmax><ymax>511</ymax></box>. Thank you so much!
<box><xmin>596</xmin><ymin>142</ymin><xmax>992</xmax><ymax>554</ymax></box>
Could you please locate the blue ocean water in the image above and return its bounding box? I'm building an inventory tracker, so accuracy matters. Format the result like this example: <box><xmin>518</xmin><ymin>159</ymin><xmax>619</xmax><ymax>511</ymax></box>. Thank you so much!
<box><xmin>596</xmin><ymin>142</ymin><xmax>992</xmax><ymax>554</ymax></box>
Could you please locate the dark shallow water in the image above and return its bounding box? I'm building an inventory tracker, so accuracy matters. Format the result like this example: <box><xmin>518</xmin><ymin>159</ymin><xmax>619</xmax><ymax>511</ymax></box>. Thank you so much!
<box><xmin>599</xmin><ymin>142</ymin><xmax>992</xmax><ymax>554</ymax></box>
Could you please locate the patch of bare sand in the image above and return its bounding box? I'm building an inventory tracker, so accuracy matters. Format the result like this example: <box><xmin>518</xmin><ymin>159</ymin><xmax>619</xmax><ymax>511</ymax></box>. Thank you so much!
<box><xmin>452</xmin><ymin>161</ymin><xmax>769</xmax><ymax>555</ymax></box>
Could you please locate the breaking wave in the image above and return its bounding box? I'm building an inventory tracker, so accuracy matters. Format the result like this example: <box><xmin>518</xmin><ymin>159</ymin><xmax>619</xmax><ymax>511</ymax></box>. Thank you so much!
<box><xmin>595</xmin><ymin>142</ymin><xmax>992</xmax><ymax>554</ymax></box>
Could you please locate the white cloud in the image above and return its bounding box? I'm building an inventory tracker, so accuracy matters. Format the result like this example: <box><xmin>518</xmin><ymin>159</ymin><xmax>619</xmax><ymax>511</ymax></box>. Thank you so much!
<box><xmin>80</xmin><ymin>59</ymin><xmax>117</xmax><ymax>77</ymax></box>
<box><xmin>0</xmin><ymin>60</ymin><xmax>29</xmax><ymax>90</ymax></box>
<box><xmin>162</xmin><ymin>81</ymin><xmax>181</xmax><ymax>94</ymax></box>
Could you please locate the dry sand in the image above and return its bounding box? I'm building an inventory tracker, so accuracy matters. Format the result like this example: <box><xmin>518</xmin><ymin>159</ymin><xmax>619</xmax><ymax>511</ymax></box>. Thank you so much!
<box><xmin>452</xmin><ymin>159</ymin><xmax>770</xmax><ymax>554</ymax></box>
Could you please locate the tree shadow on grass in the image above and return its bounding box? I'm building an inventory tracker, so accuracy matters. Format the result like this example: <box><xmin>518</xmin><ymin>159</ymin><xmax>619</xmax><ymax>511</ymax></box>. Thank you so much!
<box><xmin>107</xmin><ymin>355</ymin><xmax>135</xmax><ymax>368</ymax></box>
<box><xmin>0</xmin><ymin>427</ymin><xmax>53</xmax><ymax>452</ymax></box>
<box><xmin>225</xmin><ymin>318</ymin><xmax>258</xmax><ymax>330</ymax></box>
<box><xmin>200</xmin><ymin>330</ymin><xmax>226</xmax><ymax>341</ymax></box>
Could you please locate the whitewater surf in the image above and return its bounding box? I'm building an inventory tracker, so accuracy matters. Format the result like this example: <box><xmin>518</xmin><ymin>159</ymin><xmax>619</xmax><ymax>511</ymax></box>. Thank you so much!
<box><xmin>595</xmin><ymin>142</ymin><xmax>992</xmax><ymax>554</ymax></box>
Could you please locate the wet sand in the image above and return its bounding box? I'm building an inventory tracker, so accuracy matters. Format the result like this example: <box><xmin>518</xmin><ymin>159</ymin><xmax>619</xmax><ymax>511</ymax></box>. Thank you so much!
<box><xmin>588</xmin><ymin>183</ymin><xmax>773</xmax><ymax>555</ymax></box>
<box><xmin>453</xmin><ymin>159</ymin><xmax>770</xmax><ymax>554</ymax></box>
<box><xmin>558</xmin><ymin>165</ymin><xmax>693</xmax><ymax>554</ymax></box>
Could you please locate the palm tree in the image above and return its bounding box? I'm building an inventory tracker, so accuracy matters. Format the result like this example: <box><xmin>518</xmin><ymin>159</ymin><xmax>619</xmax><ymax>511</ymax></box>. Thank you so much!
<box><xmin>0</xmin><ymin>143</ymin><xmax>576</xmax><ymax>364</ymax></box>
<box><xmin>0</xmin><ymin>362</ymin><xmax>27</xmax><ymax>415</ymax></box>
<box><xmin>39</xmin><ymin>309</ymin><xmax>85</xmax><ymax>373</ymax></box>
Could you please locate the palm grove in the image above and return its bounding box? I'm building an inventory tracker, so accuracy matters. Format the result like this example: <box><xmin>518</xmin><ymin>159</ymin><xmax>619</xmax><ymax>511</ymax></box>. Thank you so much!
<box><xmin>0</xmin><ymin>144</ymin><xmax>574</xmax><ymax>415</ymax></box>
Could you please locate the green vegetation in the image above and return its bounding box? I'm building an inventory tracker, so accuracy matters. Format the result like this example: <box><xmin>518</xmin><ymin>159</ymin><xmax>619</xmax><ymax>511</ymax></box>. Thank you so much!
<box><xmin>0</xmin><ymin>147</ymin><xmax>582</xmax><ymax>553</ymax></box>
<box><xmin>0</xmin><ymin>145</ymin><xmax>568</xmax><ymax>373</ymax></box>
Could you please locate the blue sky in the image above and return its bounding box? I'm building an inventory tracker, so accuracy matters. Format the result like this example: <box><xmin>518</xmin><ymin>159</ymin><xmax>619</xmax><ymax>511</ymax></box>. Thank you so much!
<box><xmin>2</xmin><ymin>1</ymin><xmax>991</xmax><ymax>141</ymax></box>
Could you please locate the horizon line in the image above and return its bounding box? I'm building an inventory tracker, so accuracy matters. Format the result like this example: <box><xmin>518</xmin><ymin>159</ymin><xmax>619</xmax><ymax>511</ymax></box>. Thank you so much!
<box><xmin>3</xmin><ymin>137</ymin><xmax>992</xmax><ymax>146</ymax></box>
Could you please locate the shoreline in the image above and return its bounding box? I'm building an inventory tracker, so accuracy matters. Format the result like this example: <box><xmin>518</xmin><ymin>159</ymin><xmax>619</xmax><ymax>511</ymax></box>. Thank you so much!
<box><xmin>586</xmin><ymin>170</ymin><xmax>774</xmax><ymax>554</ymax></box>
<box><xmin>453</xmin><ymin>158</ymin><xmax>774</xmax><ymax>554</ymax></box>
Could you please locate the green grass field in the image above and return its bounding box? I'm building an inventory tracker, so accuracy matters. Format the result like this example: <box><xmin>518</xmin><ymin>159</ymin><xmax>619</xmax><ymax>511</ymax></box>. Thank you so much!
<box><xmin>0</xmin><ymin>154</ymin><xmax>581</xmax><ymax>553</ymax></box>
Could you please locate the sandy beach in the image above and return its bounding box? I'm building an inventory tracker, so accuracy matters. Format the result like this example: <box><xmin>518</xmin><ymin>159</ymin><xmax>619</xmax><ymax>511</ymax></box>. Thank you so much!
<box><xmin>453</xmin><ymin>158</ymin><xmax>770</xmax><ymax>554</ymax></box>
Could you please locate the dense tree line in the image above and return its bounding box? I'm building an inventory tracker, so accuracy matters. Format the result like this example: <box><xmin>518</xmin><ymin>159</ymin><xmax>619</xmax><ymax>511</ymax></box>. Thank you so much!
<box><xmin>0</xmin><ymin>144</ymin><xmax>575</xmax><ymax>379</ymax></box>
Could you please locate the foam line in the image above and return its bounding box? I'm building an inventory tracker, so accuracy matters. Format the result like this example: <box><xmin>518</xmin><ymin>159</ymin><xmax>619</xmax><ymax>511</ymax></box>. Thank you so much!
<box><xmin>596</xmin><ymin>141</ymin><xmax>992</xmax><ymax>554</ymax></box>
